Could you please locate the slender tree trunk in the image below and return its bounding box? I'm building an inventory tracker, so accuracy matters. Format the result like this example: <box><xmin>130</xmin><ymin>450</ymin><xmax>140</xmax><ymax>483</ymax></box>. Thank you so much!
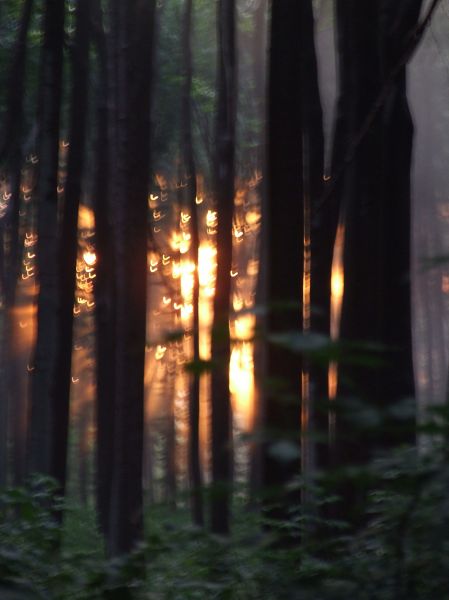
<box><xmin>52</xmin><ymin>0</ymin><xmax>91</xmax><ymax>499</ymax></box>
<box><xmin>300</xmin><ymin>0</ymin><xmax>326</xmax><ymax>481</ymax></box>
<box><xmin>181</xmin><ymin>0</ymin><xmax>204</xmax><ymax>527</ymax></box>
<box><xmin>165</xmin><ymin>368</ymin><xmax>177</xmax><ymax>506</ymax></box>
<box><xmin>107</xmin><ymin>0</ymin><xmax>155</xmax><ymax>556</ymax></box>
<box><xmin>78</xmin><ymin>403</ymin><xmax>90</xmax><ymax>506</ymax></box>
<box><xmin>249</xmin><ymin>0</ymin><xmax>267</xmax><ymax>503</ymax></box>
<box><xmin>91</xmin><ymin>0</ymin><xmax>115</xmax><ymax>539</ymax></box>
<box><xmin>0</xmin><ymin>318</ymin><xmax>7</xmax><ymax>487</ymax></box>
<box><xmin>210</xmin><ymin>0</ymin><xmax>236</xmax><ymax>536</ymax></box>
<box><xmin>28</xmin><ymin>0</ymin><xmax>65</xmax><ymax>477</ymax></box>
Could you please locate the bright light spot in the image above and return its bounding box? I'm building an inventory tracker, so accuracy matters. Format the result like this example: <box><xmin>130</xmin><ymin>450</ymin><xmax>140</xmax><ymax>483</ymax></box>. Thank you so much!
<box><xmin>83</xmin><ymin>251</ymin><xmax>96</xmax><ymax>267</ymax></box>
<box><xmin>155</xmin><ymin>345</ymin><xmax>167</xmax><ymax>360</ymax></box>
<box><xmin>331</xmin><ymin>268</ymin><xmax>344</xmax><ymax>300</ymax></box>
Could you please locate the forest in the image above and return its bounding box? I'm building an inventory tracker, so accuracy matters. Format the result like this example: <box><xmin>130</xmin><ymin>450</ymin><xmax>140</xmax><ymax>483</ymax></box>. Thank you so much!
<box><xmin>0</xmin><ymin>0</ymin><xmax>449</xmax><ymax>598</ymax></box>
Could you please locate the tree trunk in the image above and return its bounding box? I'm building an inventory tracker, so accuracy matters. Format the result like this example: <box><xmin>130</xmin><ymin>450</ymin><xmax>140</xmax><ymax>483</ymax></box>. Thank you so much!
<box><xmin>331</xmin><ymin>0</ymin><xmax>422</xmax><ymax>523</ymax></box>
<box><xmin>91</xmin><ymin>0</ymin><xmax>115</xmax><ymax>540</ymax></box>
<box><xmin>52</xmin><ymin>0</ymin><xmax>91</xmax><ymax>500</ymax></box>
<box><xmin>0</xmin><ymin>0</ymin><xmax>33</xmax><ymax>167</ymax></box>
<box><xmin>107</xmin><ymin>0</ymin><xmax>155</xmax><ymax>556</ymax></box>
<box><xmin>210</xmin><ymin>0</ymin><xmax>236</xmax><ymax>536</ymax></box>
<box><xmin>300</xmin><ymin>0</ymin><xmax>326</xmax><ymax>481</ymax></box>
<box><xmin>0</xmin><ymin>0</ymin><xmax>34</xmax><ymax>488</ymax></box>
<box><xmin>263</xmin><ymin>0</ymin><xmax>305</xmax><ymax>524</ymax></box>
<box><xmin>181</xmin><ymin>0</ymin><xmax>204</xmax><ymax>528</ymax></box>
<box><xmin>28</xmin><ymin>0</ymin><xmax>65</xmax><ymax>477</ymax></box>
<box><xmin>249</xmin><ymin>0</ymin><xmax>268</xmax><ymax>503</ymax></box>
<box><xmin>377</xmin><ymin>0</ymin><xmax>422</xmax><ymax>431</ymax></box>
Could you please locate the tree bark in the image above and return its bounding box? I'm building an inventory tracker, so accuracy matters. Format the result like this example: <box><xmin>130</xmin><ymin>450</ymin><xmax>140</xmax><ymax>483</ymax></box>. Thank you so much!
<box><xmin>0</xmin><ymin>0</ymin><xmax>34</xmax><ymax>488</ymax></box>
<box><xmin>91</xmin><ymin>0</ymin><xmax>115</xmax><ymax>540</ymax></box>
<box><xmin>106</xmin><ymin>0</ymin><xmax>155</xmax><ymax>556</ymax></box>
<box><xmin>249</xmin><ymin>0</ymin><xmax>268</xmax><ymax>503</ymax></box>
<box><xmin>330</xmin><ymin>0</ymin><xmax>422</xmax><ymax>523</ymax></box>
<box><xmin>28</xmin><ymin>0</ymin><xmax>65</xmax><ymax>477</ymax></box>
<box><xmin>181</xmin><ymin>0</ymin><xmax>204</xmax><ymax>527</ymax></box>
<box><xmin>210</xmin><ymin>0</ymin><xmax>236</xmax><ymax>536</ymax></box>
<box><xmin>263</xmin><ymin>0</ymin><xmax>305</xmax><ymax>524</ymax></box>
<box><xmin>52</xmin><ymin>0</ymin><xmax>91</xmax><ymax>500</ymax></box>
<box><xmin>377</xmin><ymin>0</ymin><xmax>422</xmax><ymax>427</ymax></box>
<box><xmin>300</xmin><ymin>0</ymin><xmax>326</xmax><ymax>480</ymax></box>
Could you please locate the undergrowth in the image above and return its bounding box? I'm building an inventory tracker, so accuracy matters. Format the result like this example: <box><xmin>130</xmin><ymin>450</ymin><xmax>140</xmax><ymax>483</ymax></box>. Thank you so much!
<box><xmin>1</xmin><ymin>437</ymin><xmax>449</xmax><ymax>599</ymax></box>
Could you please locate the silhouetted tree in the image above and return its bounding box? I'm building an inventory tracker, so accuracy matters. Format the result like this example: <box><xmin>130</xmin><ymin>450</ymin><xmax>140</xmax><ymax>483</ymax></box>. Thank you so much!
<box><xmin>28</xmin><ymin>0</ymin><xmax>65</xmax><ymax>478</ymax></box>
<box><xmin>181</xmin><ymin>0</ymin><xmax>204</xmax><ymax>527</ymax></box>
<box><xmin>329</xmin><ymin>0</ymin><xmax>424</xmax><ymax>523</ymax></box>
<box><xmin>0</xmin><ymin>0</ymin><xmax>34</xmax><ymax>488</ymax></box>
<box><xmin>210</xmin><ymin>0</ymin><xmax>236</xmax><ymax>535</ymax></box>
<box><xmin>52</xmin><ymin>0</ymin><xmax>91</xmax><ymax>499</ymax></box>
<box><xmin>91</xmin><ymin>0</ymin><xmax>115</xmax><ymax>539</ymax></box>
<box><xmin>263</xmin><ymin>0</ymin><xmax>305</xmax><ymax>522</ymax></box>
<box><xmin>106</xmin><ymin>0</ymin><xmax>155</xmax><ymax>556</ymax></box>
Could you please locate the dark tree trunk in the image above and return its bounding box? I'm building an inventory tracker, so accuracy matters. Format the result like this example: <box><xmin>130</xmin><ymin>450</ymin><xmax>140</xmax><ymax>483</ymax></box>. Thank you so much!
<box><xmin>107</xmin><ymin>0</ymin><xmax>155</xmax><ymax>556</ymax></box>
<box><xmin>210</xmin><ymin>0</ymin><xmax>236</xmax><ymax>536</ymax></box>
<box><xmin>28</xmin><ymin>0</ymin><xmax>65</xmax><ymax>477</ymax></box>
<box><xmin>165</xmin><ymin>368</ymin><xmax>177</xmax><ymax>507</ymax></box>
<box><xmin>330</xmin><ymin>0</ymin><xmax>422</xmax><ymax>522</ymax></box>
<box><xmin>181</xmin><ymin>0</ymin><xmax>204</xmax><ymax>527</ymax></box>
<box><xmin>263</xmin><ymin>0</ymin><xmax>305</xmax><ymax>523</ymax></box>
<box><xmin>249</xmin><ymin>0</ymin><xmax>267</xmax><ymax>503</ymax></box>
<box><xmin>78</xmin><ymin>403</ymin><xmax>91</xmax><ymax>506</ymax></box>
<box><xmin>0</xmin><ymin>0</ymin><xmax>34</xmax><ymax>488</ymax></box>
<box><xmin>299</xmin><ymin>0</ymin><xmax>326</xmax><ymax>479</ymax></box>
<box><xmin>0</xmin><ymin>0</ymin><xmax>33</xmax><ymax>167</ymax></box>
<box><xmin>91</xmin><ymin>0</ymin><xmax>115</xmax><ymax>540</ymax></box>
<box><xmin>0</xmin><ymin>330</ymin><xmax>7</xmax><ymax>488</ymax></box>
<box><xmin>330</xmin><ymin>0</ymin><xmax>385</xmax><ymax>521</ymax></box>
<box><xmin>52</xmin><ymin>0</ymin><xmax>91</xmax><ymax>499</ymax></box>
<box><xmin>377</xmin><ymin>0</ymin><xmax>422</xmax><ymax>427</ymax></box>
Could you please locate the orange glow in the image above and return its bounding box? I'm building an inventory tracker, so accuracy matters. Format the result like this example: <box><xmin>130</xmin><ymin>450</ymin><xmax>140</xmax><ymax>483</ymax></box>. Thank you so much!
<box><xmin>330</xmin><ymin>223</ymin><xmax>345</xmax><ymax>342</ymax></box>
<box><xmin>442</xmin><ymin>274</ymin><xmax>449</xmax><ymax>294</ymax></box>
<box><xmin>145</xmin><ymin>175</ymin><xmax>262</xmax><ymax>484</ymax></box>
<box><xmin>78</xmin><ymin>205</ymin><xmax>95</xmax><ymax>230</ymax></box>
<box><xmin>329</xmin><ymin>223</ymin><xmax>345</xmax><ymax>402</ymax></box>
<box><xmin>331</xmin><ymin>268</ymin><xmax>344</xmax><ymax>307</ymax></box>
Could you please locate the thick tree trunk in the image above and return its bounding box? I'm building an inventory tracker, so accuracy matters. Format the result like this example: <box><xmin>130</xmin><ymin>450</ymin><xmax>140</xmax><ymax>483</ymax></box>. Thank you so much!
<box><xmin>107</xmin><ymin>0</ymin><xmax>155</xmax><ymax>556</ymax></box>
<box><xmin>331</xmin><ymin>0</ymin><xmax>422</xmax><ymax>523</ymax></box>
<box><xmin>330</xmin><ymin>0</ymin><xmax>385</xmax><ymax>521</ymax></box>
<box><xmin>210</xmin><ymin>0</ymin><xmax>236</xmax><ymax>536</ymax></box>
<box><xmin>0</xmin><ymin>0</ymin><xmax>34</xmax><ymax>488</ymax></box>
<box><xmin>181</xmin><ymin>0</ymin><xmax>204</xmax><ymax>527</ymax></box>
<box><xmin>28</xmin><ymin>0</ymin><xmax>65</xmax><ymax>477</ymax></box>
<box><xmin>263</xmin><ymin>0</ymin><xmax>304</xmax><ymax>523</ymax></box>
<box><xmin>377</xmin><ymin>0</ymin><xmax>422</xmax><ymax>429</ymax></box>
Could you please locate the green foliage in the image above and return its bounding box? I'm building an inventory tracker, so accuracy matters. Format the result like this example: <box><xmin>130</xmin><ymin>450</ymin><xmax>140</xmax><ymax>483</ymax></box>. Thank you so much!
<box><xmin>3</xmin><ymin>429</ymin><xmax>449</xmax><ymax>600</ymax></box>
<box><xmin>0</xmin><ymin>476</ymin><xmax>144</xmax><ymax>599</ymax></box>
